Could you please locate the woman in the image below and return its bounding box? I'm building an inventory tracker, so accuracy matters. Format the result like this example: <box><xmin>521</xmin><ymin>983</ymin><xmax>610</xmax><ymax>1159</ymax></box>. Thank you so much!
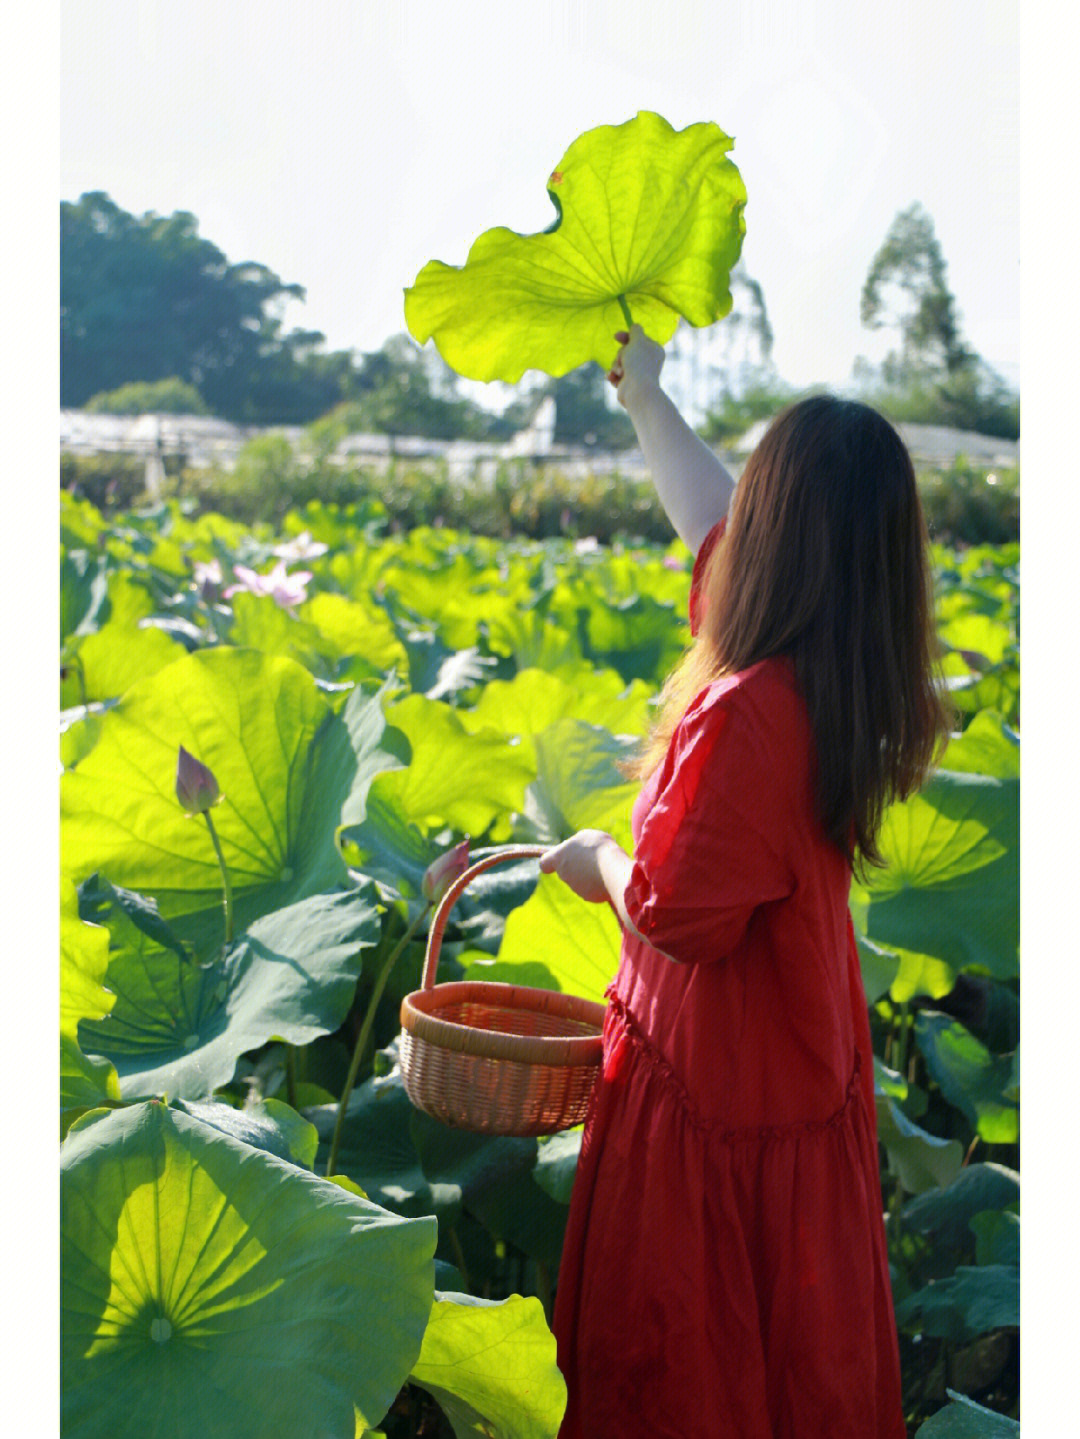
<box><xmin>539</xmin><ymin>327</ymin><xmax>949</xmax><ymax>1437</ymax></box>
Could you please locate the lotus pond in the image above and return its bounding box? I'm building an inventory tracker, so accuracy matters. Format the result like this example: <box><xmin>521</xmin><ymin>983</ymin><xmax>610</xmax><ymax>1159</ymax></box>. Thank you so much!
<box><xmin>59</xmin><ymin>490</ymin><xmax>1019</xmax><ymax>1436</ymax></box>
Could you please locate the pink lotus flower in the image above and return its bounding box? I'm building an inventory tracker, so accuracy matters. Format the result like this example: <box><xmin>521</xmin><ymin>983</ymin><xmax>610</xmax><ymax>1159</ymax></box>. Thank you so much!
<box><xmin>422</xmin><ymin>839</ymin><xmax>471</xmax><ymax>905</ymax></box>
<box><xmin>272</xmin><ymin>530</ymin><xmax>329</xmax><ymax>562</ymax></box>
<box><xmin>192</xmin><ymin>558</ymin><xmax>223</xmax><ymax>601</ymax></box>
<box><xmin>224</xmin><ymin>560</ymin><xmax>312</xmax><ymax>610</ymax></box>
<box><xmin>175</xmin><ymin>746</ymin><xmax>222</xmax><ymax>815</ymax></box>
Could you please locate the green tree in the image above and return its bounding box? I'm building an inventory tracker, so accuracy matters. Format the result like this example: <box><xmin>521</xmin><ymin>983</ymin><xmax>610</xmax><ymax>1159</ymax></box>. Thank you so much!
<box><xmin>83</xmin><ymin>376</ymin><xmax>209</xmax><ymax>415</ymax></box>
<box><xmin>61</xmin><ymin>192</ymin><xmax>359</xmax><ymax>423</ymax></box>
<box><xmin>860</xmin><ymin>202</ymin><xmax>973</xmax><ymax>381</ymax></box>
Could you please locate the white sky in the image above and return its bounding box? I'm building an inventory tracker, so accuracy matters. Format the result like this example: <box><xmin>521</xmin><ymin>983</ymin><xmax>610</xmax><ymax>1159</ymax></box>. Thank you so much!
<box><xmin>59</xmin><ymin>0</ymin><xmax>1021</xmax><ymax>393</ymax></box>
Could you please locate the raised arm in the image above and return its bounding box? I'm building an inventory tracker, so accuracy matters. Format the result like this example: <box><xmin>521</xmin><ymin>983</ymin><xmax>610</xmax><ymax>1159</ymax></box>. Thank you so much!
<box><xmin>608</xmin><ymin>326</ymin><xmax>735</xmax><ymax>555</ymax></box>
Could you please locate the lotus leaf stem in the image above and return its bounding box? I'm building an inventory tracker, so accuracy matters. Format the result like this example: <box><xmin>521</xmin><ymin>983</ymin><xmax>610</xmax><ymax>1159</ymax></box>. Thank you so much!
<box><xmin>201</xmin><ymin>810</ymin><xmax>234</xmax><ymax>951</ymax></box>
<box><xmin>617</xmin><ymin>294</ymin><xmax>633</xmax><ymax>328</ymax></box>
<box><xmin>326</xmin><ymin>900</ymin><xmax>432</xmax><ymax>1178</ymax></box>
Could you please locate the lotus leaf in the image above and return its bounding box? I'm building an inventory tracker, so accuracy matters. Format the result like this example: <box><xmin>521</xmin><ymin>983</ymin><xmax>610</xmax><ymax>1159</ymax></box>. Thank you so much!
<box><xmin>405</xmin><ymin>111</ymin><xmax>746</xmax><ymax>382</ymax></box>
<box><xmin>61</xmin><ymin>1101</ymin><xmax>436</xmax><ymax>1438</ymax></box>
<box><xmin>406</xmin><ymin>1292</ymin><xmax>567</xmax><ymax>1439</ymax></box>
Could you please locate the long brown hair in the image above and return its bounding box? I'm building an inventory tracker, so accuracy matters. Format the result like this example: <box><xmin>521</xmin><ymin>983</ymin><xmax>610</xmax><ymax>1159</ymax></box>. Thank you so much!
<box><xmin>631</xmin><ymin>395</ymin><xmax>951</xmax><ymax>871</ymax></box>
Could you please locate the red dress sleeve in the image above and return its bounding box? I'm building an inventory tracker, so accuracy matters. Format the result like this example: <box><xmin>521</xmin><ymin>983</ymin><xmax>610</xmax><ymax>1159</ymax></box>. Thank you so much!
<box><xmin>623</xmin><ymin>681</ymin><xmax>794</xmax><ymax>963</ymax></box>
<box><xmin>687</xmin><ymin>517</ymin><xmax>726</xmax><ymax>636</ymax></box>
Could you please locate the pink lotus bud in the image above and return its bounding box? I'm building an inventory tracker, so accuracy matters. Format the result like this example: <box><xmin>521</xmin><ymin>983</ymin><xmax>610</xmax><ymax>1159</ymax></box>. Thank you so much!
<box><xmin>422</xmin><ymin>839</ymin><xmax>470</xmax><ymax>904</ymax></box>
<box><xmin>175</xmin><ymin>746</ymin><xmax>222</xmax><ymax>815</ymax></box>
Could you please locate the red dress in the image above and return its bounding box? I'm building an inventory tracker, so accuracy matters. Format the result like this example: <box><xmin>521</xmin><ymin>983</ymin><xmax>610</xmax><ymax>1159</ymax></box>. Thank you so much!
<box><xmin>552</xmin><ymin>523</ymin><xmax>906</xmax><ymax>1438</ymax></box>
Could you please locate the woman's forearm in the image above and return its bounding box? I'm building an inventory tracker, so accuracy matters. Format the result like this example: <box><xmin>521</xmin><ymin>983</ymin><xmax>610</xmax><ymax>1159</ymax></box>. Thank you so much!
<box><xmin>623</xmin><ymin>383</ymin><xmax>735</xmax><ymax>555</ymax></box>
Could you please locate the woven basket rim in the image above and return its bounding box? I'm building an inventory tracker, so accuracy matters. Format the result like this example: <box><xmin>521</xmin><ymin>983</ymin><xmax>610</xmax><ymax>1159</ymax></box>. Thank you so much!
<box><xmin>400</xmin><ymin>980</ymin><xmax>605</xmax><ymax>1067</ymax></box>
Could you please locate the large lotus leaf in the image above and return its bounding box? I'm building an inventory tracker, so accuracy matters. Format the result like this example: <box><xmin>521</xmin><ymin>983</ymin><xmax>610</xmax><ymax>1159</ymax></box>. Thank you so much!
<box><xmin>299</xmin><ymin>591</ymin><xmax>409</xmax><ymax>673</ymax></box>
<box><xmin>405</xmin><ymin>110</ymin><xmax>746</xmax><ymax>383</ymax></box>
<box><xmin>60</xmin><ymin>621</ymin><xmax>187</xmax><ymax>707</ymax></box>
<box><xmin>515</xmin><ymin>720</ymin><xmax>637</xmax><ymax>852</ymax></box>
<box><xmin>459</xmin><ymin>667</ymin><xmax>653</xmax><ymax>745</ymax></box>
<box><xmin>61</xmin><ymin>1032</ymin><xmax>122</xmax><ymax>1117</ymax></box>
<box><xmin>405</xmin><ymin>1292</ymin><xmax>566</xmax><ymax>1439</ymax></box>
<box><xmin>913</xmin><ymin>1012</ymin><xmax>1018</xmax><ymax>1144</ymax></box>
<box><xmin>376</xmin><ymin>694</ymin><xmax>534</xmax><ymax>837</ymax></box>
<box><xmin>77</xmin><ymin>878</ymin><xmax>381</xmax><ymax>1100</ymax></box>
<box><xmin>874</xmin><ymin>1093</ymin><xmax>963</xmax><ymax>1196</ymax></box>
<box><xmin>485</xmin><ymin>603</ymin><xmax>585</xmax><ymax>672</ymax></box>
<box><xmin>61</xmin><ymin>652</ymin><xmax>401</xmax><ymax>945</ymax></box>
<box><xmin>61</xmin><ymin>876</ymin><xmax>113</xmax><ymax>1033</ymax></box>
<box><xmin>900</xmin><ymin>1163</ymin><xmax>1019</xmax><ymax>1263</ymax></box>
<box><xmin>894</xmin><ymin>1264</ymin><xmax>1018</xmax><ymax>1343</ymax></box>
<box><xmin>222</xmin><ymin>591</ymin><xmax>339</xmax><ymax>677</ymax></box>
<box><xmin>566</xmin><ymin>592</ymin><xmax>688</xmax><ymax>686</ymax></box>
<box><xmin>61</xmin><ymin>1100</ymin><xmax>436</xmax><ymax>1438</ymax></box>
<box><xmin>940</xmin><ymin>711</ymin><xmax>1019</xmax><ymax>779</ymax></box>
<box><xmin>914</xmin><ymin>1391</ymin><xmax>1019</xmax><ymax>1438</ymax></box>
<box><xmin>850</xmin><ymin>768</ymin><xmax>1018</xmax><ymax>1002</ymax></box>
<box><xmin>465</xmin><ymin>874</ymin><xmax>621</xmax><ymax>1005</ymax></box>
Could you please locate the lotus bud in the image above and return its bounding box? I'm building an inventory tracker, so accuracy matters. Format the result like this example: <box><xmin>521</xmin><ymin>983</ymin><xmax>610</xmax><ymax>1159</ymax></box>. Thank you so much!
<box><xmin>175</xmin><ymin>746</ymin><xmax>221</xmax><ymax>816</ymax></box>
<box><xmin>422</xmin><ymin>839</ymin><xmax>470</xmax><ymax>905</ymax></box>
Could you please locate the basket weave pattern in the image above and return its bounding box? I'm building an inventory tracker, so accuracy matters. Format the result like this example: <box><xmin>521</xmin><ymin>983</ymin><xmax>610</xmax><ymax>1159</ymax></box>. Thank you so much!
<box><xmin>399</xmin><ymin>846</ymin><xmax>607</xmax><ymax>1135</ymax></box>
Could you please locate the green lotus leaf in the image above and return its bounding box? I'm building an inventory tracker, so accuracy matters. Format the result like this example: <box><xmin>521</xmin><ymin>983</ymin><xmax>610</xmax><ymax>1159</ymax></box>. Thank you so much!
<box><xmin>514</xmin><ymin>719</ymin><xmax>637</xmax><ymax>852</ymax></box>
<box><xmin>894</xmin><ymin>1264</ymin><xmax>1018</xmax><ymax>1343</ymax></box>
<box><xmin>913</xmin><ymin>1012</ymin><xmax>1019</xmax><ymax>1144</ymax></box>
<box><xmin>482</xmin><ymin>873</ymin><xmax>622</xmax><ymax>1005</ymax></box>
<box><xmin>460</xmin><ymin>667</ymin><xmax>653</xmax><ymax>745</ymax></box>
<box><xmin>405</xmin><ymin>110</ymin><xmax>746</xmax><ymax>383</ymax></box>
<box><xmin>61</xmin><ymin>652</ymin><xmax>401</xmax><ymax>945</ymax></box>
<box><xmin>171</xmin><ymin>1097</ymin><xmax>320</xmax><ymax>1169</ymax></box>
<box><xmin>406</xmin><ymin>1292</ymin><xmax>566</xmax><ymax>1439</ymax></box>
<box><xmin>532</xmin><ymin>1128</ymin><xmax>583</xmax><ymax>1206</ymax></box>
<box><xmin>940</xmin><ymin>710</ymin><xmax>1019</xmax><ymax>779</ymax></box>
<box><xmin>969</xmin><ymin>1209</ymin><xmax>1019</xmax><ymax>1269</ymax></box>
<box><xmin>77</xmin><ymin>877</ymin><xmax>381</xmax><ymax>1100</ymax></box>
<box><xmin>61</xmin><ymin>1100</ymin><xmax>436</xmax><ymax>1438</ymax></box>
<box><xmin>900</xmin><ymin>1162</ymin><xmax>1019</xmax><ymax>1261</ymax></box>
<box><xmin>299</xmin><ymin>590</ymin><xmax>409</xmax><ymax>674</ymax></box>
<box><xmin>375</xmin><ymin>694</ymin><xmax>534</xmax><ymax>838</ymax></box>
<box><xmin>874</xmin><ymin>1093</ymin><xmax>963</xmax><ymax>1196</ymax></box>
<box><xmin>914</xmin><ymin>1390</ymin><xmax>1019</xmax><ymax>1438</ymax></box>
<box><xmin>306</xmin><ymin>1071</ymin><xmax>462</xmax><ymax>1223</ymax></box>
<box><xmin>61</xmin><ymin>1032</ymin><xmax>122</xmax><ymax>1117</ymax></box>
<box><xmin>851</xmin><ymin>768</ymin><xmax>1018</xmax><ymax>1001</ymax></box>
<box><xmin>60</xmin><ymin>619</ymin><xmax>187</xmax><ymax>707</ymax></box>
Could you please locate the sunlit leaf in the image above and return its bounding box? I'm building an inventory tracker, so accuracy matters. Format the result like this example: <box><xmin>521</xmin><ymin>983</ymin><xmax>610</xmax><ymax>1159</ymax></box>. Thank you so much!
<box><xmin>405</xmin><ymin>111</ymin><xmax>746</xmax><ymax>382</ymax></box>
<box><xmin>407</xmin><ymin>1292</ymin><xmax>567</xmax><ymax>1439</ymax></box>
<box><xmin>61</xmin><ymin>1101</ymin><xmax>436</xmax><ymax>1438</ymax></box>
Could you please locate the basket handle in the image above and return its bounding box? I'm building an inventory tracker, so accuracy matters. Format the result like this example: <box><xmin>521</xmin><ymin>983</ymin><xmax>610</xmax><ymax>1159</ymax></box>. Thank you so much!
<box><xmin>421</xmin><ymin>844</ymin><xmax>548</xmax><ymax>991</ymax></box>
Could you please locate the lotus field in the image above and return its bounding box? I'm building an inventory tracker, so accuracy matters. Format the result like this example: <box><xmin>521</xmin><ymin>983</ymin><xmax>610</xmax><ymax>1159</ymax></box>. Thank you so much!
<box><xmin>59</xmin><ymin>488</ymin><xmax>1019</xmax><ymax>1436</ymax></box>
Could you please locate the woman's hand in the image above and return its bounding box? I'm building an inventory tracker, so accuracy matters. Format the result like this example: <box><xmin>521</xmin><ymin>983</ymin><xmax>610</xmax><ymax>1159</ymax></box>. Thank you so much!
<box><xmin>607</xmin><ymin>324</ymin><xmax>665</xmax><ymax>410</ymax></box>
<box><xmin>539</xmin><ymin>829</ymin><xmax>628</xmax><ymax>905</ymax></box>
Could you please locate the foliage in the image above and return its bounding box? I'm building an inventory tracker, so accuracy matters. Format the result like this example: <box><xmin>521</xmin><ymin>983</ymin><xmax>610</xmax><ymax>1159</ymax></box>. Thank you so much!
<box><xmin>59</xmin><ymin>494</ymin><xmax>1018</xmax><ymax>1433</ymax></box>
<box><xmin>61</xmin><ymin>191</ymin><xmax>359</xmax><ymax>423</ymax></box>
<box><xmin>697</xmin><ymin>377</ymin><xmax>802</xmax><ymax>443</ymax></box>
<box><xmin>83</xmin><ymin>376</ymin><xmax>210</xmax><ymax>415</ymax></box>
<box><xmin>405</xmin><ymin>111</ymin><xmax>746</xmax><ymax>382</ymax></box>
<box><xmin>861</xmin><ymin>203</ymin><xmax>972</xmax><ymax>379</ymax></box>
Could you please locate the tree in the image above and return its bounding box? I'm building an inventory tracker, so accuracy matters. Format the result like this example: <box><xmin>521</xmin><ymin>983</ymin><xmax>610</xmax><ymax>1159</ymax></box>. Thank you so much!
<box><xmin>61</xmin><ymin>192</ymin><xmax>359</xmax><ymax>423</ymax></box>
<box><xmin>860</xmin><ymin>203</ymin><xmax>973</xmax><ymax>381</ymax></box>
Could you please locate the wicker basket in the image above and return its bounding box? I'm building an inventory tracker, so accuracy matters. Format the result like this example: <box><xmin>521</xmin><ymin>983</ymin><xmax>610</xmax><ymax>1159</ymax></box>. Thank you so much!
<box><xmin>399</xmin><ymin>845</ymin><xmax>607</xmax><ymax>1135</ymax></box>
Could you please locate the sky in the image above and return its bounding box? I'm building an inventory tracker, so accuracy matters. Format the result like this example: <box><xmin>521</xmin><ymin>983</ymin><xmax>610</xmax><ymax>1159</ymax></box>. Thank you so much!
<box><xmin>57</xmin><ymin>0</ymin><xmax>1022</xmax><ymax>399</ymax></box>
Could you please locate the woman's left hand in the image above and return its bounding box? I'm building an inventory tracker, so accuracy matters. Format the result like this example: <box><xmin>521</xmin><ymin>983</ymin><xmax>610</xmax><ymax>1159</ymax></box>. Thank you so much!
<box><xmin>539</xmin><ymin>830</ymin><xmax>625</xmax><ymax>904</ymax></box>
